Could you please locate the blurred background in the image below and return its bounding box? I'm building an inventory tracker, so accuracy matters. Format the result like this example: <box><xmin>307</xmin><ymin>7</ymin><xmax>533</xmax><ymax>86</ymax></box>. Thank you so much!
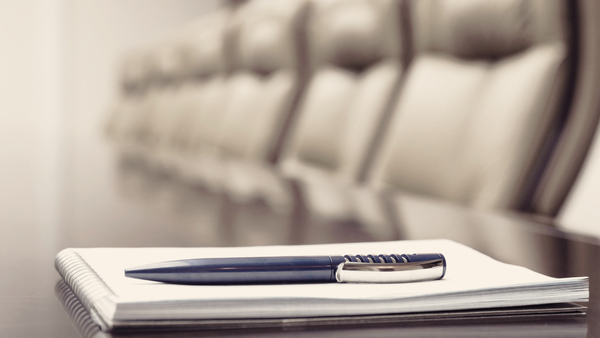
<box><xmin>0</xmin><ymin>1</ymin><xmax>220</xmax><ymax>246</ymax></box>
<box><xmin>1</xmin><ymin>0</ymin><xmax>600</xmax><ymax>250</ymax></box>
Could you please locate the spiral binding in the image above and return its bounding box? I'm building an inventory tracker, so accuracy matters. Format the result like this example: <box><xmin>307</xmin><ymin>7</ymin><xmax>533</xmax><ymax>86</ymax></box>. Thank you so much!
<box><xmin>343</xmin><ymin>254</ymin><xmax>409</xmax><ymax>264</ymax></box>
<box><xmin>55</xmin><ymin>281</ymin><xmax>105</xmax><ymax>338</ymax></box>
<box><xmin>55</xmin><ymin>249</ymin><xmax>116</xmax><ymax>330</ymax></box>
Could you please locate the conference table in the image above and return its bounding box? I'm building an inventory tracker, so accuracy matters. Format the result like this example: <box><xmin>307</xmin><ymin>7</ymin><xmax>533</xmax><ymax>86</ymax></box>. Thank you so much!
<box><xmin>1</xmin><ymin>172</ymin><xmax>599</xmax><ymax>337</ymax></box>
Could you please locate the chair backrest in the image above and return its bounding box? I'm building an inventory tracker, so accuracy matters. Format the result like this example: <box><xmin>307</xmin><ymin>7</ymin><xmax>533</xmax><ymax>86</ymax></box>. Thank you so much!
<box><xmin>135</xmin><ymin>10</ymin><xmax>235</xmax><ymax>157</ymax></box>
<box><xmin>166</xmin><ymin>10</ymin><xmax>234</xmax><ymax>154</ymax></box>
<box><xmin>531</xmin><ymin>0</ymin><xmax>600</xmax><ymax>216</ymax></box>
<box><xmin>553</xmin><ymin>0</ymin><xmax>600</xmax><ymax>230</ymax></box>
<box><xmin>279</xmin><ymin>0</ymin><xmax>406</xmax><ymax>185</ymax></box>
<box><xmin>558</xmin><ymin>120</ymin><xmax>600</xmax><ymax>235</ymax></box>
<box><xmin>369</xmin><ymin>0</ymin><xmax>571</xmax><ymax>210</ymax></box>
<box><xmin>105</xmin><ymin>46</ymin><xmax>151</xmax><ymax>144</ymax></box>
<box><xmin>105</xmin><ymin>9</ymin><xmax>234</xmax><ymax>155</ymax></box>
<box><xmin>212</xmin><ymin>0</ymin><xmax>310</xmax><ymax>163</ymax></box>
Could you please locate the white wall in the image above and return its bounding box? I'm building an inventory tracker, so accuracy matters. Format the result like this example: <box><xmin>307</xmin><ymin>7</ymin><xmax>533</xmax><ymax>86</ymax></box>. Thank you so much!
<box><xmin>0</xmin><ymin>0</ymin><xmax>219</xmax><ymax>248</ymax></box>
<box><xmin>60</xmin><ymin>0</ymin><xmax>220</xmax><ymax>244</ymax></box>
<box><xmin>0</xmin><ymin>1</ymin><xmax>64</xmax><ymax>232</ymax></box>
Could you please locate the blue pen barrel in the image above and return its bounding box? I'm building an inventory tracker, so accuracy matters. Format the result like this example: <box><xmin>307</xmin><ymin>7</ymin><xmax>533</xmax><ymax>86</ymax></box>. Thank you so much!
<box><xmin>126</xmin><ymin>256</ymin><xmax>347</xmax><ymax>284</ymax></box>
<box><xmin>125</xmin><ymin>253</ymin><xmax>446</xmax><ymax>284</ymax></box>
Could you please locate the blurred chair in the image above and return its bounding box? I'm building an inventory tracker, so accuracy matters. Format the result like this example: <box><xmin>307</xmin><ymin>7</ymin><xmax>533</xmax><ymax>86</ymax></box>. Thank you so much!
<box><xmin>529</xmin><ymin>0</ymin><xmax>600</xmax><ymax>217</ymax></box>
<box><xmin>281</xmin><ymin>0</ymin><xmax>405</xmax><ymax>184</ymax></box>
<box><xmin>558</xmin><ymin>120</ymin><xmax>600</xmax><ymax>237</ymax></box>
<box><xmin>105</xmin><ymin>46</ymin><xmax>154</xmax><ymax>158</ymax></box>
<box><xmin>103</xmin><ymin>9</ymin><xmax>237</xmax><ymax>237</ymax></box>
<box><xmin>216</xmin><ymin>0</ymin><xmax>310</xmax><ymax>163</ymax></box>
<box><xmin>223</xmin><ymin>0</ymin><xmax>408</xmax><ymax>245</ymax></box>
<box><xmin>142</xmin><ymin>0</ymin><xmax>311</xmax><ymax>241</ymax></box>
<box><xmin>277</xmin><ymin>0</ymin><xmax>406</xmax><ymax>219</ymax></box>
<box><xmin>553</xmin><ymin>0</ymin><xmax>600</xmax><ymax>235</ymax></box>
<box><xmin>107</xmin><ymin>8</ymin><xmax>235</xmax><ymax>168</ymax></box>
<box><xmin>150</xmin><ymin>10</ymin><xmax>233</xmax><ymax>173</ymax></box>
<box><xmin>177</xmin><ymin>0</ymin><xmax>310</xmax><ymax>191</ymax></box>
<box><xmin>368</xmin><ymin>0</ymin><xmax>572</xmax><ymax>211</ymax></box>
<box><xmin>117</xmin><ymin>31</ymin><xmax>192</xmax><ymax>162</ymax></box>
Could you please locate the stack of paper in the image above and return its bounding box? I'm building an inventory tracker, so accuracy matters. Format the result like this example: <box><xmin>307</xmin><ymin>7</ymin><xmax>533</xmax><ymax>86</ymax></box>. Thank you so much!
<box><xmin>55</xmin><ymin>239</ymin><xmax>588</xmax><ymax>331</ymax></box>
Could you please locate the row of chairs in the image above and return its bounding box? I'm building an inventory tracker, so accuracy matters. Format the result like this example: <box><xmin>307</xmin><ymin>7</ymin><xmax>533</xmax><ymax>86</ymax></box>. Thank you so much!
<box><xmin>106</xmin><ymin>0</ymin><xmax>592</xmax><ymax>243</ymax></box>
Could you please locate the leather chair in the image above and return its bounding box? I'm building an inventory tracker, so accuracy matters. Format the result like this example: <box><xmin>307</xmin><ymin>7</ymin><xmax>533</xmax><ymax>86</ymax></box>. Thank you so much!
<box><xmin>108</xmin><ymin>9</ymin><xmax>235</xmax><ymax>174</ymax></box>
<box><xmin>280</xmin><ymin>0</ymin><xmax>405</xmax><ymax>184</ymax></box>
<box><xmin>275</xmin><ymin>0</ymin><xmax>406</xmax><ymax>222</ymax></box>
<box><xmin>222</xmin><ymin>0</ymin><xmax>408</xmax><ymax>245</ymax></box>
<box><xmin>103</xmin><ymin>9</ymin><xmax>237</xmax><ymax>235</ymax></box>
<box><xmin>368</xmin><ymin>0</ymin><xmax>572</xmax><ymax>211</ymax></box>
<box><xmin>215</xmin><ymin>0</ymin><xmax>310</xmax><ymax>164</ymax></box>
<box><xmin>150</xmin><ymin>10</ymin><xmax>234</xmax><ymax>173</ymax></box>
<box><xmin>531</xmin><ymin>0</ymin><xmax>600</xmax><ymax>217</ymax></box>
<box><xmin>177</xmin><ymin>0</ymin><xmax>311</xmax><ymax>193</ymax></box>
<box><xmin>149</xmin><ymin>0</ymin><xmax>312</xmax><ymax>239</ymax></box>
<box><xmin>105</xmin><ymin>46</ymin><xmax>153</xmax><ymax>155</ymax></box>
<box><xmin>554</xmin><ymin>0</ymin><xmax>600</xmax><ymax>234</ymax></box>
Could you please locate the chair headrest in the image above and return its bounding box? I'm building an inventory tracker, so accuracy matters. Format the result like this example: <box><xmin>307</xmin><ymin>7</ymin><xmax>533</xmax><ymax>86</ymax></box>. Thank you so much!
<box><xmin>120</xmin><ymin>47</ymin><xmax>153</xmax><ymax>91</ymax></box>
<box><xmin>414</xmin><ymin>0</ymin><xmax>566</xmax><ymax>59</ymax></box>
<box><xmin>234</xmin><ymin>0</ymin><xmax>309</xmax><ymax>75</ymax></box>
<box><xmin>310</xmin><ymin>0</ymin><xmax>402</xmax><ymax>70</ymax></box>
<box><xmin>181</xmin><ymin>11</ymin><xmax>231</xmax><ymax>78</ymax></box>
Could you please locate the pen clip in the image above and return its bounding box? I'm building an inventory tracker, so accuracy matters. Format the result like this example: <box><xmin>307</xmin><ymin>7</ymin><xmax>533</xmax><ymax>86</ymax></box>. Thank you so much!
<box><xmin>335</xmin><ymin>258</ymin><xmax>446</xmax><ymax>283</ymax></box>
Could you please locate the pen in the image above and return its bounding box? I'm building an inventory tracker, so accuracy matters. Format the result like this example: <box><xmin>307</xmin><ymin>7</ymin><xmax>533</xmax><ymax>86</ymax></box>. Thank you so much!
<box><xmin>125</xmin><ymin>253</ymin><xmax>446</xmax><ymax>284</ymax></box>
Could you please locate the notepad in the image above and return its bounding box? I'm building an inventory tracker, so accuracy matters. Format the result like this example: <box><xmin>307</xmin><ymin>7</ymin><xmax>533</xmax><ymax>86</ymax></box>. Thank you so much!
<box><xmin>55</xmin><ymin>239</ymin><xmax>588</xmax><ymax>331</ymax></box>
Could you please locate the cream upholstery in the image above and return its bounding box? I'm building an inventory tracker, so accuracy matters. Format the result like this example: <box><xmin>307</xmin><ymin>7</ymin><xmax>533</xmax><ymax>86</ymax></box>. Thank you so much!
<box><xmin>369</xmin><ymin>0</ymin><xmax>570</xmax><ymax>210</ymax></box>
<box><xmin>280</xmin><ymin>0</ymin><xmax>404</xmax><ymax>185</ymax></box>
<box><xmin>260</xmin><ymin>0</ymin><xmax>405</xmax><ymax>226</ymax></box>
<box><xmin>150</xmin><ymin>0</ymin><xmax>310</xmax><ymax>195</ymax></box>
<box><xmin>119</xmin><ymin>47</ymin><xmax>153</xmax><ymax>94</ymax></box>
<box><xmin>181</xmin><ymin>13</ymin><xmax>232</xmax><ymax>78</ymax></box>
<box><xmin>105</xmin><ymin>94</ymin><xmax>148</xmax><ymax>153</ymax></box>
<box><xmin>165</xmin><ymin>11</ymin><xmax>234</xmax><ymax>155</ymax></box>
<box><xmin>105</xmin><ymin>47</ymin><xmax>153</xmax><ymax>146</ymax></box>
<box><xmin>165</xmin><ymin>0</ymin><xmax>311</xmax><ymax>237</ymax></box>
<box><xmin>181</xmin><ymin>77</ymin><xmax>229</xmax><ymax>153</ymax></box>
<box><xmin>105</xmin><ymin>9</ymin><xmax>234</xmax><ymax>167</ymax></box>
<box><xmin>149</xmin><ymin>11</ymin><xmax>233</xmax><ymax>169</ymax></box>
<box><xmin>217</xmin><ymin>71</ymin><xmax>297</xmax><ymax>160</ymax></box>
<box><xmin>210</xmin><ymin>0</ymin><xmax>309</xmax><ymax>164</ymax></box>
<box><xmin>220</xmin><ymin>0</ymin><xmax>407</xmax><ymax>243</ymax></box>
<box><xmin>130</xmin><ymin>33</ymin><xmax>202</xmax><ymax>156</ymax></box>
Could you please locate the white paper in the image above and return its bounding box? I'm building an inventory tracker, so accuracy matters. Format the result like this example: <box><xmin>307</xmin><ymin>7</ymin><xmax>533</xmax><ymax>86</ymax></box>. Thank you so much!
<box><xmin>69</xmin><ymin>239</ymin><xmax>588</xmax><ymax>323</ymax></box>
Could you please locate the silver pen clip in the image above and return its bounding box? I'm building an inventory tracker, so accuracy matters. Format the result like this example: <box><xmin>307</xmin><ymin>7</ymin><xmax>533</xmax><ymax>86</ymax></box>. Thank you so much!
<box><xmin>335</xmin><ymin>257</ymin><xmax>446</xmax><ymax>283</ymax></box>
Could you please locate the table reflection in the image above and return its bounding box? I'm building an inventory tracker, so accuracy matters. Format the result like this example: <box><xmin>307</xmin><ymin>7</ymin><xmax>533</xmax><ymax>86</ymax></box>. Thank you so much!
<box><xmin>55</xmin><ymin>280</ymin><xmax>587</xmax><ymax>338</ymax></box>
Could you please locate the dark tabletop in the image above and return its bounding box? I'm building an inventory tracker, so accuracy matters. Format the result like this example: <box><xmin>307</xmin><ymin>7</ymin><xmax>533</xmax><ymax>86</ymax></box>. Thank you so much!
<box><xmin>1</xmin><ymin>170</ymin><xmax>599</xmax><ymax>337</ymax></box>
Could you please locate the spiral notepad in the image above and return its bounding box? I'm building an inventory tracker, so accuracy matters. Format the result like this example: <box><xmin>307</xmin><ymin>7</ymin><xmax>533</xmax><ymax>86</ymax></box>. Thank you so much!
<box><xmin>54</xmin><ymin>239</ymin><xmax>589</xmax><ymax>331</ymax></box>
